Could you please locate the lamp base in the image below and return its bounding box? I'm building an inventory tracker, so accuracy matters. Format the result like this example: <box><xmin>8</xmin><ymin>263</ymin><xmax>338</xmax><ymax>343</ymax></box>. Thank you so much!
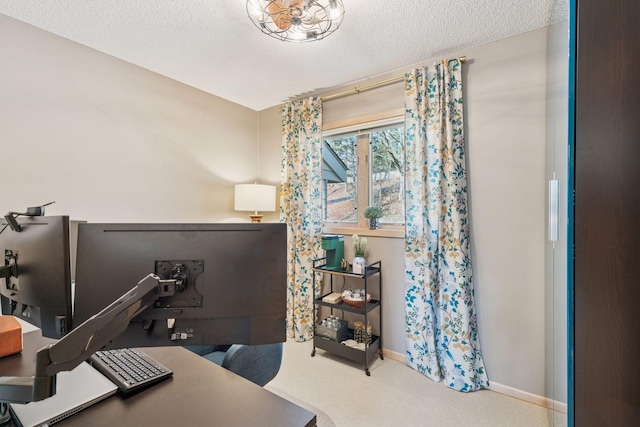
<box><xmin>249</xmin><ymin>215</ymin><xmax>263</xmax><ymax>223</ymax></box>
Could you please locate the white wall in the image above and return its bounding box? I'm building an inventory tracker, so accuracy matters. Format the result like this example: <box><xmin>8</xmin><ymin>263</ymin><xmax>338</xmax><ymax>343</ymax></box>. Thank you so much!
<box><xmin>0</xmin><ymin>15</ymin><xmax>259</xmax><ymax>223</ymax></box>
<box><xmin>257</xmin><ymin>105</ymin><xmax>282</xmax><ymax>223</ymax></box>
<box><xmin>465</xmin><ymin>27</ymin><xmax>549</xmax><ymax>399</ymax></box>
<box><xmin>260</xmin><ymin>26</ymin><xmax>565</xmax><ymax>399</ymax></box>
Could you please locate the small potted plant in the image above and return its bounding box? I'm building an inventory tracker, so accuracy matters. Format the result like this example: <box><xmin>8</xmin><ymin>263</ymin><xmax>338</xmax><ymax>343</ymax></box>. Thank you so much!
<box><xmin>352</xmin><ymin>234</ymin><xmax>367</xmax><ymax>274</ymax></box>
<box><xmin>363</xmin><ymin>206</ymin><xmax>383</xmax><ymax>230</ymax></box>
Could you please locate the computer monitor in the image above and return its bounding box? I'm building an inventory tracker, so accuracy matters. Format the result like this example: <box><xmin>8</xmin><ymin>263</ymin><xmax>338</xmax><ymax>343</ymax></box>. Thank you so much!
<box><xmin>73</xmin><ymin>222</ymin><xmax>287</xmax><ymax>348</ymax></box>
<box><xmin>0</xmin><ymin>216</ymin><xmax>73</xmax><ymax>338</ymax></box>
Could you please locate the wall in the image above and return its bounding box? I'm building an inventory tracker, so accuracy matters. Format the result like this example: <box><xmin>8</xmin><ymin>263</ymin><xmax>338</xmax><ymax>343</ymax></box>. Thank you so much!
<box><xmin>257</xmin><ymin>106</ymin><xmax>282</xmax><ymax>223</ymax></box>
<box><xmin>0</xmin><ymin>15</ymin><xmax>259</xmax><ymax>223</ymax></box>
<box><xmin>260</xmin><ymin>26</ymin><xmax>564</xmax><ymax>400</ymax></box>
<box><xmin>465</xmin><ymin>28</ymin><xmax>548</xmax><ymax>399</ymax></box>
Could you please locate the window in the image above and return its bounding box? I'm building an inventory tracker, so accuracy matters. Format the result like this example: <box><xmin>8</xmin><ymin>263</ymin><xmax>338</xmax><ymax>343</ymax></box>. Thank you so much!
<box><xmin>323</xmin><ymin>135</ymin><xmax>357</xmax><ymax>222</ymax></box>
<box><xmin>322</xmin><ymin>118</ymin><xmax>405</xmax><ymax>231</ymax></box>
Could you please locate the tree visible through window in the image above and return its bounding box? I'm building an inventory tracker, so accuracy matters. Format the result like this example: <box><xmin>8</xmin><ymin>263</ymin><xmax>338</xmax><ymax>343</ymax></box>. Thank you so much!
<box><xmin>370</xmin><ymin>127</ymin><xmax>404</xmax><ymax>223</ymax></box>
<box><xmin>322</xmin><ymin>122</ymin><xmax>404</xmax><ymax>226</ymax></box>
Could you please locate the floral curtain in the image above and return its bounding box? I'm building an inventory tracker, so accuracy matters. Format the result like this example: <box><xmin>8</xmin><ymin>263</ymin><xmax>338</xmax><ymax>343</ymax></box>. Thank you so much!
<box><xmin>404</xmin><ymin>59</ymin><xmax>489</xmax><ymax>392</ymax></box>
<box><xmin>280</xmin><ymin>97</ymin><xmax>323</xmax><ymax>342</ymax></box>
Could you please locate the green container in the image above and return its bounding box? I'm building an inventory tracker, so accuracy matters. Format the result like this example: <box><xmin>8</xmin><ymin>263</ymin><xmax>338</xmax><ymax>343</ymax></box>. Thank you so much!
<box><xmin>322</xmin><ymin>234</ymin><xmax>344</xmax><ymax>271</ymax></box>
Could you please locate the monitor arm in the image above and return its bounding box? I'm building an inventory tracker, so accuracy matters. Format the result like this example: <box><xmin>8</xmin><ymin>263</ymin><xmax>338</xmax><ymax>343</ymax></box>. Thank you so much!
<box><xmin>1</xmin><ymin>251</ymin><xmax>17</xmax><ymax>280</ymax></box>
<box><xmin>0</xmin><ymin>266</ymin><xmax>11</xmax><ymax>280</ymax></box>
<box><xmin>0</xmin><ymin>273</ymin><xmax>177</xmax><ymax>404</ymax></box>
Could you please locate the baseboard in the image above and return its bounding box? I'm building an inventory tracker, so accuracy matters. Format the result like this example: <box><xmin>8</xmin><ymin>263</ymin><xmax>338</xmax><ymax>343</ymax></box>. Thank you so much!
<box><xmin>487</xmin><ymin>381</ymin><xmax>567</xmax><ymax>414</ymax></box>
<box><xmin>381</xmin><ymin>347</ymin><xmax>567</xmax><ymax>414</ymax></box>
<box><xmin>380</xmin><ymin>347</ymin><xmax>405</xmax><ymax>363</ymax></box>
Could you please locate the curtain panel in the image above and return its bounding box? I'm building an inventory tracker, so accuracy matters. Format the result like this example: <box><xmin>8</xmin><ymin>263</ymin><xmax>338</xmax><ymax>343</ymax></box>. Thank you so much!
<box><xmin>280</xmin><ymin>97</ymin><xmax>323</xmax><ymax>342</ymax></box>
<box><xmin>404</xmin><ymin>60</ymin><xmax>489</xmax><ymax>392</ymax></box>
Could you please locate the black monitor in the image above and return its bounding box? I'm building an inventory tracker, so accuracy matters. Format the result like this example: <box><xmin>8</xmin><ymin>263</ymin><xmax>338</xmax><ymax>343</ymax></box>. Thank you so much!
<box><xmin>73</xmin><ymin>222</ymin><xmax>287</xmax><ymax>348</ymax></box>
<box><xmin>0</xmin><ymin>216</ymin><xmax>73</xmax><ymax>338</ymax></box>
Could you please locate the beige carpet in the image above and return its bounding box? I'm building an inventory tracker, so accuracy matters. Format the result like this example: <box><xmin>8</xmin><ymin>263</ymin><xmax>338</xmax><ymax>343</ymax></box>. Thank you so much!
<box><xmin>267</xmin><ymin>339</ymin><xmax>568</xmax><ymax>427</ymax></box>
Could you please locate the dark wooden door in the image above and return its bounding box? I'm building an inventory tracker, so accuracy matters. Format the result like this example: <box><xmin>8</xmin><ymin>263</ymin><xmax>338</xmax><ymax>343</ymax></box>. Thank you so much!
<box><xmin>574</xmin><ymin>0</ymin><xmax>640</xmax><ymax>425</ymax></box>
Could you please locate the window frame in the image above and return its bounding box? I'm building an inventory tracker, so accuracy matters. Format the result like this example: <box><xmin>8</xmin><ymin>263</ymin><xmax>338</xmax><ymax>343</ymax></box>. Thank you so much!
<box><xmin>322</xmin><ymin>110</ymin><xmax>405</xmax><ymax>238</ymax></box>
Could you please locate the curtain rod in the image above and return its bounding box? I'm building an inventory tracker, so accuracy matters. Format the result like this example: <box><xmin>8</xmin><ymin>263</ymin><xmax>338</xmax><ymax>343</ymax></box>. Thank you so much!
<box><xmin>321</xmin><ymin>56</ymin><xmax>466</xmax><ymax>102</ymax></box>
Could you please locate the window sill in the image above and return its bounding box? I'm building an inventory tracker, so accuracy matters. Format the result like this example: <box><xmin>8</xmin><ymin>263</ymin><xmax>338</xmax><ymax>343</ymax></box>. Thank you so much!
<box><xmin>323</xmin><ymin>225</ymin><xmax>404</xmax><ymax>239</ymax></box>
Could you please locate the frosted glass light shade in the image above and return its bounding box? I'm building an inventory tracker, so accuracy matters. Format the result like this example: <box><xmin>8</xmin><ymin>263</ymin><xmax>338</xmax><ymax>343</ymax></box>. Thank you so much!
<box><xmin>234</xmin><ymin>184</ymin><xmax>276</xmax><ymax>213</ymax></box>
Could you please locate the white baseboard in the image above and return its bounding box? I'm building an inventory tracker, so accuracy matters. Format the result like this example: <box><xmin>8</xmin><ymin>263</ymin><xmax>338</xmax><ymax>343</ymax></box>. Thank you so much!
<box><xmin>381</xmin><ymin>347</ymin><xmax>567</xmax><ymax>414</ymax></box>
<box><xmin>488</xmin><ymin>381</ymin><xmax>567</xmax><ymax>414</ymax></box>
<box><xmin>380</xmin><ymin>347</ymin><xmax>405</xmax><ymax>363</ymax></box>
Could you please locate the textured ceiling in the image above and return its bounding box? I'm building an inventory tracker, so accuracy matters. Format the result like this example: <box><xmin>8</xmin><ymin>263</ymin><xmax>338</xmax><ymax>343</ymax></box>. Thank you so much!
<box><xmin>0</xmin><ymin>1</ymin><xmax>567</xmax><ymax>111</ymax></box>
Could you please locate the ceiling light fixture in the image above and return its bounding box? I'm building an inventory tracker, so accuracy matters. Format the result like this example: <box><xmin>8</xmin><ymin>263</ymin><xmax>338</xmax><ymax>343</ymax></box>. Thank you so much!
<box><xmin>247</xmin><ymin>0</ymin><xmax>345</xmax><ymax>43</ymax></box>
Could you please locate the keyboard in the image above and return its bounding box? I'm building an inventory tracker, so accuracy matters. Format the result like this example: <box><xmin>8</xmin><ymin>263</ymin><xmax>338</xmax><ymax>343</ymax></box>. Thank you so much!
<box><xmin>89</xmin><ymin>348</ymin><xmax>173</xmax><ymax>394</ymax></box>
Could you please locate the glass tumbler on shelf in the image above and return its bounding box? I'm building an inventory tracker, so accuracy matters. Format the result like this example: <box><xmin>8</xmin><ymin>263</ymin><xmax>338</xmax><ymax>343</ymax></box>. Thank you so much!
<box><xmin>352</xmin><ymin>256</ymin><xmax>366</xmax><ymax>275</ymax></box>
<box><xmin>353</xmin><ymin>321</ymin><xmax>365</xmax><ymax>343</ymax></box>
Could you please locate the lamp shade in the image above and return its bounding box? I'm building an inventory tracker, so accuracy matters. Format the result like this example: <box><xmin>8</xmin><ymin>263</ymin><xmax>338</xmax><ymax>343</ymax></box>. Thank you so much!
<box><xmin>234</xmin><ymin>184</ymin><xmax>276</xmax><ymax>212</ymax></box>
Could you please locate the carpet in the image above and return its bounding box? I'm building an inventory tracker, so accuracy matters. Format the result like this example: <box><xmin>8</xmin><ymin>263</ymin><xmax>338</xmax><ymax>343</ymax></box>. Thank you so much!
<box><xmin>265</xmin><ymin>385</ymin><xmax>336</xmax><ymax>427</ymax></box>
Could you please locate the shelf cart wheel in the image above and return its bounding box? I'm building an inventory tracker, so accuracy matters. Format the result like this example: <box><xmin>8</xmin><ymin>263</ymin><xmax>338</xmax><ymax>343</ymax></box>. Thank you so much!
<box><xmin>365</xmin><ymin>368</ymin><xmax>370</xmax><ymax>376</ymax></box>
<box><xmin>311</xmin><ymin>349</ymin><xmax>316</xmax><ymax>357</ymax></box>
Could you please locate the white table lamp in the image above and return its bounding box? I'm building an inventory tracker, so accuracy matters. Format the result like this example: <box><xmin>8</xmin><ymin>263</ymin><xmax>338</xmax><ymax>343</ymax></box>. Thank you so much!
<box><xmin>234</xmin><ymin>183</ymin><xmax>276</xmax><ymax>223</ymax></box>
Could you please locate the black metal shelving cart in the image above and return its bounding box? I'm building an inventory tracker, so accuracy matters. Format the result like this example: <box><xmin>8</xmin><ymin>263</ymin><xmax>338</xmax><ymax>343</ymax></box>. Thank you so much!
<box><xmin>311</xmin><ymin>258</ymin><xmax>383</xmax><ymax>376</ymax></box>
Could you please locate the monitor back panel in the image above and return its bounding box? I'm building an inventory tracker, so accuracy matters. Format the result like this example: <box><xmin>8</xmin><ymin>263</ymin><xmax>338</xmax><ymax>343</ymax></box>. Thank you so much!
<box><xmin>0</xmin><ymin>216</ymin><xmax>72</xmax><ymax>338</ymax></box>
<box><xmin>73</xmin><ymin>223</ymin><xmax>287</xmax><ymax>347</ymax></box>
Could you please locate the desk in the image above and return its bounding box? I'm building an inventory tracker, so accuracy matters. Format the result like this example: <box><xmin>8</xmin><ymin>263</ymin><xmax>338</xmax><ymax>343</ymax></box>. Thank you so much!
<box><xmin>1</xmin><ymin>332</ymin><xmax>316</xmax><ymax>427</ymax></box>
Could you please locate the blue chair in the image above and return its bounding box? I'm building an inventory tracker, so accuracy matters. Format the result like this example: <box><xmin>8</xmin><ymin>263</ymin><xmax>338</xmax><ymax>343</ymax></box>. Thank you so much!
<box><xmin>185</xmin><ymin>343</ymin><xmax>283</xmax><ymax>387</ymax></box>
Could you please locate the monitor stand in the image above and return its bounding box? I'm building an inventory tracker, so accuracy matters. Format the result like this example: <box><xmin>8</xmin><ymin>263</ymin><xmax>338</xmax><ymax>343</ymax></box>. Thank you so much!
<box><xmin>0</xmin><ymin>274</ymin><xmax>173</xmax><ymax>404</ymax></box>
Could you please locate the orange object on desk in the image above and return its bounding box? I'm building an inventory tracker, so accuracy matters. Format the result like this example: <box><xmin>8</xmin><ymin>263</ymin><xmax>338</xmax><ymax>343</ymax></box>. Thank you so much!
<box><xmin>0</xmin><ymin>315</ymin><xmax>22</xmax><ymax>358</ymax></box>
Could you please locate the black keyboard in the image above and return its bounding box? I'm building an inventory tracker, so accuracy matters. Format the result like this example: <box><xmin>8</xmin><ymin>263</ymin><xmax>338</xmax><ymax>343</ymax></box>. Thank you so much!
<box><xmin>89</xmin><ymin>348</ymin><xmax>173</xmax><ymax>394</ymax></box>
